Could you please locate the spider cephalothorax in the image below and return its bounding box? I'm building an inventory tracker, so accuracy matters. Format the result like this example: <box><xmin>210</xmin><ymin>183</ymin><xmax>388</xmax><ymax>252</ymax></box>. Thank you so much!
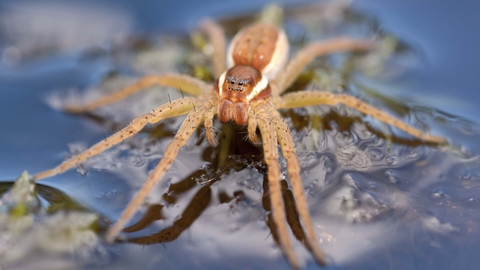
<box><xmin>32</xmin><ymin>9</ymin><xmax>446</xmax><ymax>269</ymax></box>
<box><xmin>217</xmin><ymin>65</ymin><xmax>270</xmax><ymax>125</ymax></box>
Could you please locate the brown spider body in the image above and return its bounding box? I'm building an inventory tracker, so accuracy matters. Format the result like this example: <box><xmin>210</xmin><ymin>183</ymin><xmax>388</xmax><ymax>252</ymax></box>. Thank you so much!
<box><xmin>216</xmin><ymin>23</ymin><xmax>285</xmax><ymax>126</ymax></box>
<box><xmin>32</xmin><ymin>12</ymin><xmax>446</xmax><ymax>269</ymax></box>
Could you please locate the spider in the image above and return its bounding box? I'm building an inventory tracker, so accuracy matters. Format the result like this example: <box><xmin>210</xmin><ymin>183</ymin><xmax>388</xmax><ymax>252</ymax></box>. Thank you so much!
<box><xmin>32</xmin><ymin>11</ymin><xmax>446</xmax><ymax>269</ymax></box>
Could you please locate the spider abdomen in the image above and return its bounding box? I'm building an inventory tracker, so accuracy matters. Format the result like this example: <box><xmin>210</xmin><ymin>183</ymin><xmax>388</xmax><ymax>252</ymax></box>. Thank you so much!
<box><xmin>226</xmin><ymin>23</ymin><xmax>289</xmax><ymax>79</ymax></box>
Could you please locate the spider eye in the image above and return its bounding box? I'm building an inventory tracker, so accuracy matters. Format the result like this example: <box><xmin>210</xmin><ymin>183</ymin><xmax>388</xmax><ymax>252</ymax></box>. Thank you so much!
<box><xmin>231</xmin><ymin>77</ymin><xmax>236</xmax><ymax>84</ymax></box>
<box><xmin>243</xmin><ymin>79</ymin><xmax>249</xmax><ymax>85</ymax></box>
<box><xmin>238</xmin><ymin>80</ymin><xmax>243</xmax><ymax>86</ymax></box>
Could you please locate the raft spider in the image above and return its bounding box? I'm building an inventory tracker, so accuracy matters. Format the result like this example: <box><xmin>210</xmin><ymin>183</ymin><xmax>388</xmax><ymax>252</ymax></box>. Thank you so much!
<box><xmin>33</xmin><ymin>12</ymin><xmax>446</xmax><ymax>268</ymax></box>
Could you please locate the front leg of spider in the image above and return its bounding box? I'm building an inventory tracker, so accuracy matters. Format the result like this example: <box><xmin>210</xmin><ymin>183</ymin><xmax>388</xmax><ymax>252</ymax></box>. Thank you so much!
<box><xmin>106</xmin><ymin>98</ymin><xmax>216</xmax><ymax>241</ymax></box>
<box><xmin>33</xmin><ymin>97</ymin><xmax>201</xmax><ymax>181</ymax></box>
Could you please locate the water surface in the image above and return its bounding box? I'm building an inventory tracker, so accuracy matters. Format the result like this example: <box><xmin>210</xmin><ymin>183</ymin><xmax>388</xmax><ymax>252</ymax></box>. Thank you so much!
<box><xmin>1</xmin><ymin>1</ymin><xmax>480</xmax><ymax>270</ymax></box>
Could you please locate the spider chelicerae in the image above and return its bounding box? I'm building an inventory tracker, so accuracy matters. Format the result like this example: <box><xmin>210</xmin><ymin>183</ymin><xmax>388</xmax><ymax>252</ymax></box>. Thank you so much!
<box><xmin>32</xmin><ymin>6</ymin><xmax>446</xmax><ymax>269</ymax></box>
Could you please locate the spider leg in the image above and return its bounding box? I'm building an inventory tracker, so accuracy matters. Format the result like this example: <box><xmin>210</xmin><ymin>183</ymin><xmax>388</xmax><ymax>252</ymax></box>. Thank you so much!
<box><xmin>254</xmin><ymin>103</ymin><xmax>300</xmax><ymax>269</ymax></box>
<box><xmin>65</xmin><ymin>74</ymin><xmax>210</xmax><ymax>113</ymax></box>
<box><xmin>106</xmin><ymin>105</ymin><xmax>210</xmax><ymax>242</ymax></box>
<box><xmin>269</xmin><ymin>107</ymin><xmax>327</xmax><ymax>266</ymax></box>
<box><xmin>272</xmin><ymin>38</ymin><xmax>374</xmax><ymax>95</ymax></box>
<box><xmin>277</xmin><ymin>91</ymin><xmax>446</xmax><ymax>144</ymax></box>
<box><xmin>247</xmin><ymin>108</ymin><xmax>260</xmax><ymax>144</ymax></box>
<box><xmin>33</xmin><ymin>96</ymin><xmax>200</xmax><ymax>181</ymax></box>
<box><xmin>200</xmin><ymin>19</ymin><xmax>227</xmax><ymax>78</ymax></box>
<box><xmin>204</xmin><ymin>106</ymin><xmax>218</xmax><ymax>146</ymax></box>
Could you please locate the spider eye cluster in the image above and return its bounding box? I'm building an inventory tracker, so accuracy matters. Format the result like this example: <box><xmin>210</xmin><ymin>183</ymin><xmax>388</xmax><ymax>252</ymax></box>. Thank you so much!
<box><xmin>227</xmin><ymin>76</ymin><xmax>249</xmax><ymax>92</ymax></box>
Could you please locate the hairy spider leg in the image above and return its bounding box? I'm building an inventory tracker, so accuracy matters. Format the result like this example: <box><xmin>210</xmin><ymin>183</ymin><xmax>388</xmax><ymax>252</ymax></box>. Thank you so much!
<box><xmin>272</xmin><ymin>38</ymin><xmax>375</xmax><ymax>95</ymax></box>
<box><xmin>65</xmin><ymin>74</ymin><xmax>210</xmax><ymax>113</ymax></box>
<box><xmin>200</xmin><ymin>19</ymin><xmax>227</xmax><ymax>78</ymax></box>
<box><xmin>269</xmin><ymin>109</ymin><xmax>327</xmax><ymax>266</ymax></box>
<box><xmin>247</xmin><ymin>108</ymin><xmax>261</xmax><ymax>144</ymax></box>
<box><xmin>254</xmin><ymin>107</ymin><xmax>301</xmax><ymax>269</ymax></box>
<box><xmin>33</xmin><ymin>96</ymin><xmax>200</xmax><ymax>181</ymax></box>
<box><xmin>64</xmin><ymin>18</ymin><xmax>226</xmax><ymax>115</ymax></box>
<box><xmin>106</xmin><ymin>101</ymin><xmax>215</xmax><ymax>242</ymax></box>
<box><xmin>204</xmin><ymin>106</ymin><xmax>219</xmax><ymax>146</ymax></box>
<box><xmin>278</xmin><ymin>91</ymin><xmax>446</xmax><ymax>144</ymax></box>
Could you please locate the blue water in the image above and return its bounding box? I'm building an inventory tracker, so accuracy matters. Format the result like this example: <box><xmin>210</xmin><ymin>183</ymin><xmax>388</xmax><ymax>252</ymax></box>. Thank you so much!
<box><xmin>1</xmin><ymin>0</ymin><xmax>480</xmax><ymax>269</ymax></box>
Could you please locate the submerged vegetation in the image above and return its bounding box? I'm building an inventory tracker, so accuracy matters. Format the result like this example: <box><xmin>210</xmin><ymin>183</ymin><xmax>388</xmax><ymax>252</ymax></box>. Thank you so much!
<box><xmin>0</xmin><ymin>172</ymin><xmax>101</xmax><ymax>268</ymax></box>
